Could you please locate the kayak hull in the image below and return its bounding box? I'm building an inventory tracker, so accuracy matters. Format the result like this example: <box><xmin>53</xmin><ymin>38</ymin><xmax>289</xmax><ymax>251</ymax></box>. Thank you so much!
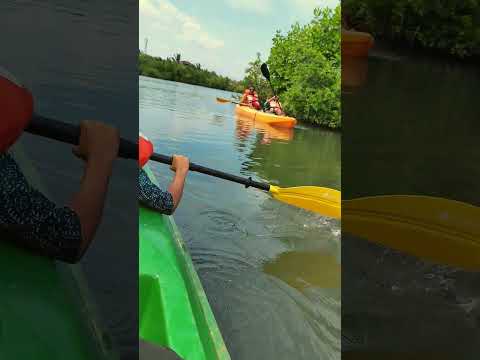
<box><xmin>0</xmin><ymin>243</ymin><xmax>115</xmax><ymax>360</ymax></box>
<box><xmin>235</xmin><ymin>105</ymin><xmax>297</xmax><ymax>128</ymax></box>
<box><xmin>1</xmin><ymin>148</ymin><xmax>116</xmax><ymax>360</ymax></box>
<box><xmin>139</xmin><ymin>165</ymin><xmax>230</xmax><ymax>360</ymax></box>
<box><xmin>342</xmin><ymin>30</ymin><xmax>374</xmax><ymax>57</ymax></box>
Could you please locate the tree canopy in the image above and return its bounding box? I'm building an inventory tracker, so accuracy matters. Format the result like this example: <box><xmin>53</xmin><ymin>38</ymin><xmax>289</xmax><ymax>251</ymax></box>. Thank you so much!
<box><xmin>343</xmin><ymin>0</ymin><xmax>480</xmax><ymax>58</ymax></box>
<box><xmin>139</xmin><ymin>52</ymin><xmax>244</xmax><ymax>92</ymax></box>
<box><xmin>266</xmin><ymin>6</ymin><xmax>341</xmax><ymax>128</ymax></box>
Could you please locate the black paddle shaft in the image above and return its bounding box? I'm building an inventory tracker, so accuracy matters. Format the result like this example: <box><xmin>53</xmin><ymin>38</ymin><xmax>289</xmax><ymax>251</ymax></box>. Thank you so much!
<box><xmin>261</xmin><ymin>63</ymin><xmax>276</xmax><ymax>96</ymax></box>
<box><xmin>26</xmin><ymin>115</ymin><xmax>271</xmax><ymax>191</ymax></box>
<box><xmin>150</xmin><ymin>153</ymin><xmax>270</xmax><ymax>191</ymax></box>
<box><xmin>27</xmin><ymin>115</ymin><xmax>137</xmax><ymax>159</ymax></box>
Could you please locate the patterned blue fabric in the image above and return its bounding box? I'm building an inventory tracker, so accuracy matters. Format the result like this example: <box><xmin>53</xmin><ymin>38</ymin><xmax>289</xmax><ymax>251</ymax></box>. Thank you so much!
<box><xmin>138</xmin><ymin>168</ymin><xmax>174</xmax><ymax>215</ymax></box>
<box><xmin>0</xmin><ymin>153</ymin><xmax>82</xmax><ymax>263</ymax></box>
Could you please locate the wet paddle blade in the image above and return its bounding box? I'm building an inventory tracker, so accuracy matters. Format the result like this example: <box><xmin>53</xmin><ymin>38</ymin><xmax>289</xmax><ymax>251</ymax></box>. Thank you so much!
<box><xmin>216</xmin><ymin>97</ymin><xmax>231</xmax><ymax>103</ymax></box>
<box><xmin>269</xmin><ymin>185</ymin><xmax>341</xmax><ymax>219</ymax></box>
<box><xmin>343</xmin><ymin>195</ymin><xmax>480</xmax><ymax>270</ymax></box>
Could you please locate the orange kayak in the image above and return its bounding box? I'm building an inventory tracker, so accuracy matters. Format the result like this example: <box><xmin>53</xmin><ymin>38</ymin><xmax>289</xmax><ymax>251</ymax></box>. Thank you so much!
<box><xmin>342</xmin><ymin>29</ymin><xmax>374</xmax><ymax>57</ymax></box>
<box><xmin>235</xmin><ymin>105</ymin><xmax>297</xmax><ymax>128</ymax></box>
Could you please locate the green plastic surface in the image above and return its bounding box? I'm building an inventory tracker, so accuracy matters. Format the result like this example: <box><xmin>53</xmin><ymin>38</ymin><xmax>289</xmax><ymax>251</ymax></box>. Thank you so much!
<box><xmin>139</xmin><ymin>166</ymin><xmax>230</xmax><ymax>360</ymax></box>
<box><xmin>0</xmin><ymin>243</ymin><xmax>112</xmax><ymax>360</ymax></box>
<box><xmin>0</xmin><ymin>146</ymin><xmax>115</xmax><ymax>360</ymax></box>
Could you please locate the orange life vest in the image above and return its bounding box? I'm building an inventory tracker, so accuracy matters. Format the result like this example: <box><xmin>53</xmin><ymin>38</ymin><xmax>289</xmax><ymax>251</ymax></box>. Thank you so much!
<box><xmin>0</xmin><ymin>68</ymin><xmax>33</xmax><ymax>152</ymax></box>
<box><xmin>139</xmin><ymin>133</ymin><xmax>153</xmax><ymax>168</ymax></box>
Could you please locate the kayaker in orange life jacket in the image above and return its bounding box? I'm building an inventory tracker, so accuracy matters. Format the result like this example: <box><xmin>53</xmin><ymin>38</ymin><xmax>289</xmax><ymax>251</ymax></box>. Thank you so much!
<box><xmin>0</xmin><ymin>67</ymin><xmax>119</xmax><ymax>263</ymax></box>
<box><xmin>138</xmin><ymin>133</ymin><xmax>189</xmax><ymax>215</ymax></box>
<box><xmin>265</xmin><ymin>95</ymin><xmax>285</xmax><ymax>116</ymax></box>
<box><xmin>240</xmin><ymin>86</ymin><xmax>262</xmax><ymax>110</ymax></box>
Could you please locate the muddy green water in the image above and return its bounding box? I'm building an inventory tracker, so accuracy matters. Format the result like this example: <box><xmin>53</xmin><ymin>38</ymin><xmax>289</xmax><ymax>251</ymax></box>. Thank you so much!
<box><xmin>140</xmin><ymin>76</ymin><xmax>341</xmax><ymax>359</ymax></box>
<box><xmin>342</xmin><ymin>48</ymin><xmax>480</xmax><ymax>357</ymax></box>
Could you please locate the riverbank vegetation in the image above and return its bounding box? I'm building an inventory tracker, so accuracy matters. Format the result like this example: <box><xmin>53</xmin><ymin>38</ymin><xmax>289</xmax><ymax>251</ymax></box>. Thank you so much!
<box><xmin>268</xmin><ymin>6</ymin><xmax>341</xmax><ymax>128</ymax></box>
<box><xmin>343</xmin><ymin>0</ymin><xmax>480</xmax><ymax>58</ymax></box>
<box><xmin>139</xmin><ymin>52</ymin><xmax>244</xmax><ymax>92</ymax></box>
<box><xmin>243</xmin><ymin>7</ymin><xmax>340</xmax><ymax>128</ymax></box>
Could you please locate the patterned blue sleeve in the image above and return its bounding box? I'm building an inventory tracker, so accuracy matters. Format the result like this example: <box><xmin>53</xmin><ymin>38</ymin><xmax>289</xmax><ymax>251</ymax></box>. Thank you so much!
<box><xmin>0</xmin><ymin>153</ymin><xmax>82</xmax><ymax>263</ymax></box>
<box><xmin>138</xmin><ymin>167</ymin><xmax>175</xmax><ymax>215</ymax></box>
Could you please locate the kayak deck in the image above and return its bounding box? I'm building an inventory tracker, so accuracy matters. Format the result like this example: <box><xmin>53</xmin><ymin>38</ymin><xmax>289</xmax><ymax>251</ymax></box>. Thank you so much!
<box><xmin>0</xmin><ymin>147</ymin><xmax>115</xmax><ymax>360</ymax></box>
<box><xmin>235</xmin><ymin>105</ymin><xmax>297</xmax><ymax>128</ymax></box>
<box><xmin>139</xmin><ymin>166</ymin><xmax>230</xmax><ymax>360</ymax></box>
<box><xmin>0</xmin><ymin>243</ymin><xmax>114</xmax><ymax>360</ymax></box>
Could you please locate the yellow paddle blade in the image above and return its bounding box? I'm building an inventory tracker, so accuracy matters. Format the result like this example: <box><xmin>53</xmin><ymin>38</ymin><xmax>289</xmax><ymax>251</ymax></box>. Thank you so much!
<box><xmin>343</xmin><ymin>195</ymin><xmax>480</xmax><ymax>270</ymax></box>
<box><xmin>216</xmin><ymin>97</ymin><xmax>231</xmax><ymax>103</ymax></box>
<box><xmin>269</xmin><ymin>185</ymin><xmax>341</xmax><ymax>219</ymax></box>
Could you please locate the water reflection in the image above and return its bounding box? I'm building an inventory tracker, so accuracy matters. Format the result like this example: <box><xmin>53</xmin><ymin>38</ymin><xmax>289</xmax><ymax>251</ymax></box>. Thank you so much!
<box><xmin>263</xmin><ymin>250</ymin><xmax>340</xmax><ymax>290</ymax></box>
<box><xmin>342</xmin><ymin>45</ymin><xmax>480</xmax><ymax>355</ymax></box>
<box><xmin>235</xmin><ymin>115</ymin><xmax>294</xmax><ymax>144</ymax></box>
<box><xmin>342</xmin><ymin>56</ymin><xmax>369</xmax><ymax>90</ymax></box>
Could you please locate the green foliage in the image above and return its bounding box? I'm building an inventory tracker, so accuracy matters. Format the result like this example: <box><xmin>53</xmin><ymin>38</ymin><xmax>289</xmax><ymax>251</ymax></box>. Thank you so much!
<box><xmin>138</xmin><ymin>52</ymin><xmax>244</xmax><ymax>92</ymax></box>
<box><xmin>264</xmin><ymin>6</ymin><xmax>341</xmax><ymax>128</ymax></box>
<box><xmin>343</xmin><ymin>0</ymin><xmax>480</xmax><ymax>58</ymax></box>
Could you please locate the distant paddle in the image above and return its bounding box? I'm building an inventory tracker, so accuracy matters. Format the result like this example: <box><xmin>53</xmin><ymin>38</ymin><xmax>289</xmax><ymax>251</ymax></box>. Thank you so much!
<box><xmin>260</xmin><ymin>63</ymin><xmax>271</xmax><ymax>81</ymax></box>
<box><xmin>260</xmin><ymin>63</ymin><xmax>277</xmax><ymax>96</ymax></box>
<box><xmin>216</xmin><ymin>97</ymin><xmax>243</xmax><ymax>105</ymax></box>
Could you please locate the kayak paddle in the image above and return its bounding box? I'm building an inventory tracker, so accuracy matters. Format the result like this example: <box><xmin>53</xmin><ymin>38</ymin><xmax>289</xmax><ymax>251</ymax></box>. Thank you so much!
<box><xmin>260</xmin><ymin>63</ymin><xmax>277</xmax><ymax>96</ymax></box>
<box><xmin>150</xmin><ymin>152</ymin><xmax>341</xmax><ymax>219</ymax></box>
<box><xmin>216</xmin><ymin>97</ymin><xmax>242</xmax><ymax>105</ymax></box>
<box><xmin>12</xmin><ymin>73</ymin><xmax>480</xmax><ymax>270</ymax></box>
<box><xmin>26</xmin><ymin>114</ymin><xmax>341</xmax><ymax>219</ymax></box>
<box><xmin>25</xmin><ymin>116</ymin><xmax>480</xmax><ymax>270</ymax></box>
<box><xmin>216</xmin><ymin>97</ymin><xmax>251</xmax><ymax>107</ymax></box>
<box><xmin>343</xmin><ymin>195</ymin><xmax>480</xmax><ymax>271</ymax></box>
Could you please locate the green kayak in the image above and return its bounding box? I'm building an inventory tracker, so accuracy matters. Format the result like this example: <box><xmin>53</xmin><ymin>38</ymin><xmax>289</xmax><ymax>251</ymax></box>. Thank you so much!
<box><xmin>0</xmin><ymin>147</ymin><xmax>117</xmax><ymax>360</ymax></box>
<box><xmin>139</xmin><ymin>165</ymin><xmax>230</xmax><ymax>360</ymax></box>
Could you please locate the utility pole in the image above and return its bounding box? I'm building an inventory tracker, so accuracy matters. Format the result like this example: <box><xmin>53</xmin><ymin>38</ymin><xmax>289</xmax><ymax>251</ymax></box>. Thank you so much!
<box><xmin>144</xmin><ymin>38</ymin><xmax>148</xmax><ymax>54</ymax></box>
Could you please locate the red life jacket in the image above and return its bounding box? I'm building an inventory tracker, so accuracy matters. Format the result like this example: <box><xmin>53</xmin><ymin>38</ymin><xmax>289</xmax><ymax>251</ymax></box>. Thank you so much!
<box><xmin>245</xmin><ymin>91</ymin><xmax>258</xmax><ymax>104</ymax></box>
<box><xmin>139</xmin><ymin>133</ymin><xmax>153</xmax><ymax>168</ymax></box>
<box><xmin>0</xmin><ymin>68</ymin><xmax>34</xmax><ymax>152</ymax></box>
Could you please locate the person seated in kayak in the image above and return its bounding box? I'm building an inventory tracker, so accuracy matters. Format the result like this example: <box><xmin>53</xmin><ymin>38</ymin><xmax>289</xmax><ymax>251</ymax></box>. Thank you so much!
<box><xmin>265</xmin><ymin>95</ymin><xmax>285</xmax><ymax>116</ymax></box>
<box><xmin>138</xmin><ymin>134</ymin><xmax>189</xmax><ymax>215</ymax></box>
<box><xmin>240</xmin><ymin>86</ymin><xmax>261</xmax><ymax>110</ymax></box>
<box><xmin>0</xmin><ymin>68</ymin><xmax>119</xmax><ymax>263</ymax></box>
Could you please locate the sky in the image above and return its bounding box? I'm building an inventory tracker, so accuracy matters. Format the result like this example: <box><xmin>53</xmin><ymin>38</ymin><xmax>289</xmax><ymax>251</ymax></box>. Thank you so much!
<box><xmin>139</xmin><ymin>0</ymin><xmax>339</xmax><ymax>80</ymax></box>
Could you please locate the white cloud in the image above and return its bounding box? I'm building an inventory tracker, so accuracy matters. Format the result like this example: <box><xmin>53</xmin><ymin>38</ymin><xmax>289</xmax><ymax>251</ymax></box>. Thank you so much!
<box><xmin>225</xmin><ymin>0</ymin><xmax>273</xmax><ymax>14</ymax></box>
<box><xmin>140</xmin><ymin>0</ymin><xmax>224</xmax><ymax>49</ymax></box>
<box><xmin>291</xmin><ymin>0</ymin><xmax>339</xmax><ymax>11</ymax></box>
<box><xmin>224</xmin><ymin>0</ymin><xmax>338</xmax><ymax>16</ymax></box>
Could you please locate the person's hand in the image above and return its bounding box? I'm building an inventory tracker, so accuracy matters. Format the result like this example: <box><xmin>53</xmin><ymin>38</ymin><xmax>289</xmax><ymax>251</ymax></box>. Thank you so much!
<box><xmin>170</xmin><ymin>155</ymin><xmax>189</xmax><ymax>175</ymax></box>
<box><xmin>73</xmin><ymin>120</ymin><xmax>119</xmax><ymax>165</ymax></box>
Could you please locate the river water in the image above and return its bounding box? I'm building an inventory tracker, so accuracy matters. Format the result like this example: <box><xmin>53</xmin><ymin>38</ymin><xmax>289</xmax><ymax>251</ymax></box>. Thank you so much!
<box><xmin>140</xmin><ymin>76</ymin><xmax>341</xmax><ymax>359</ymax></box>
<box><xmin>342</xmin><ymin>47</ymin><xmax>480</xmax><ymax>356</ymax></box>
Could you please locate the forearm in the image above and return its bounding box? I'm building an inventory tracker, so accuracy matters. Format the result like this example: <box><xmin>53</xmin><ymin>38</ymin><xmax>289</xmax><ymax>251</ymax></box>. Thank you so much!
<box><xmin>167</xmin><ymin>170</ymin><xmax>188</xmax><ymax>212</ymax></box>
<box><xmin>68</xmin><ymin>158</ymin><xmax>114</xmax><ymax>257</ymax></box>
